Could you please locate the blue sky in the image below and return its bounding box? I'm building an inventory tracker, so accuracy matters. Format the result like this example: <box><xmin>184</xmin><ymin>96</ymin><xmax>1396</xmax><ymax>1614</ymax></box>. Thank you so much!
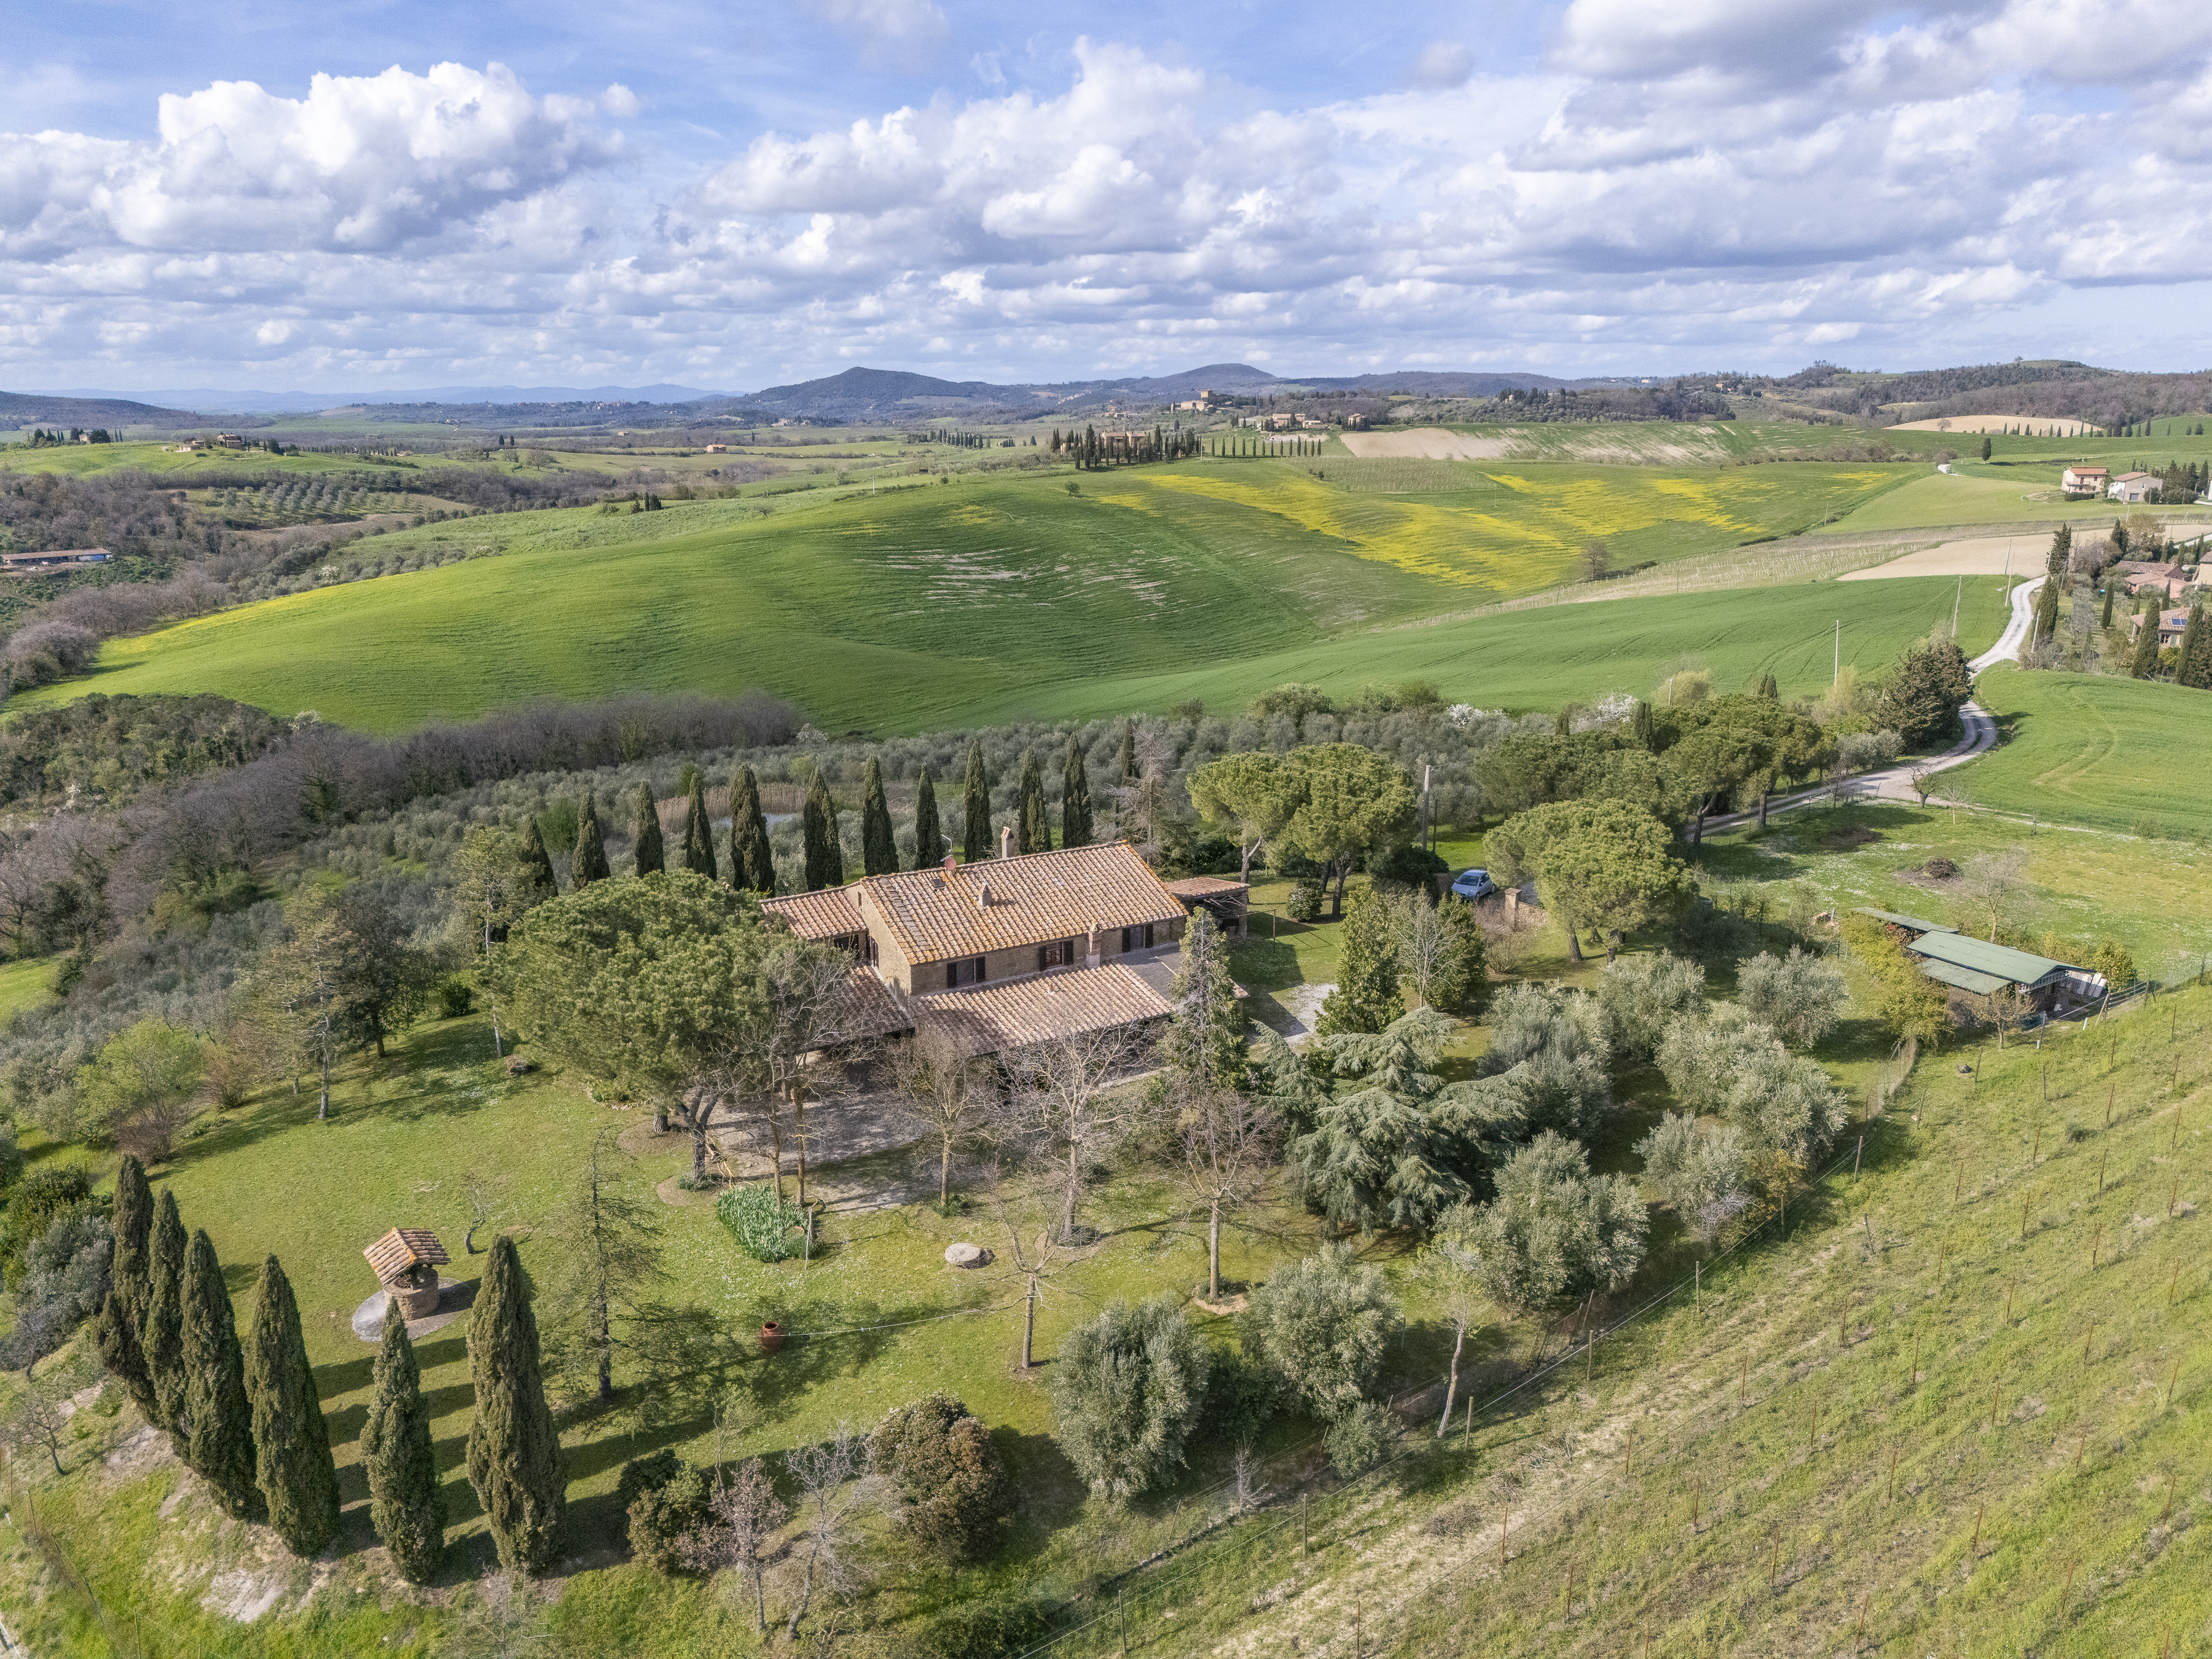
<box><xmin>5</xmin><ymin>0</ymin><xmax>2210</xmax><ymax>393</ymax></box>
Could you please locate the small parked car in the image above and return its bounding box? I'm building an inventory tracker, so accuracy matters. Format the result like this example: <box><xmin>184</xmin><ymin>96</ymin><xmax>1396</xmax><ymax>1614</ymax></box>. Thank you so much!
<box><xmin>1448</xmin><ymin>867</ymin><xmax>1497</xmax><ymax>901</ymax></box>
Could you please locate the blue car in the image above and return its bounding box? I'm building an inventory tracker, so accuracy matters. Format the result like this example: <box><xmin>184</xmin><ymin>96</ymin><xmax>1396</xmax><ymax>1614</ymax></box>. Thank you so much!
<box><xmin>1449</xmin><ymin>867</ymin><xmax>1497</xmax><ymax>901</ymax></box>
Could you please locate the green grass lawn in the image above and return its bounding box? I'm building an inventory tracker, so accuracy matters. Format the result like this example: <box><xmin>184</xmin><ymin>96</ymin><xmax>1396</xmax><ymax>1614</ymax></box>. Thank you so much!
<box><xmin>1831</xmin><ymin>466</ymin><xmax>2212</xmax><ymax>535</ymax></box>
<box><xmin>1952</xmin><ymin>667</ymin><xmax>2212</xmax><ymax>839</ymax></box>
<box><xmin>13</xmin><ymin>456</ymin><xmax>2006</xmax><ymax>734</ymax></box>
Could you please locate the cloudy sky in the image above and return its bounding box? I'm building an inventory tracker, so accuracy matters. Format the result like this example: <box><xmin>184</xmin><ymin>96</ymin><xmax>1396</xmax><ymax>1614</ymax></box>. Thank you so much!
<box><xmin>6</xmin><ymin>0</ymin><xmax>2211</xmax><ymax>393</ymax></box>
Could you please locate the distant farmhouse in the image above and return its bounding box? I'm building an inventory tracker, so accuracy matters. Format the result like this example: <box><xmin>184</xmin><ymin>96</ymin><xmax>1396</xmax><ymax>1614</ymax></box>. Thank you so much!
<box><xmin>2060</xmin><ymin>465</ymin><xmax>2108</xmax><ymax>495</ymax></box>
<box><xmin>0</xmin><ymin>547</ymin><xmax>112</xmax><ymax>575</ymax></box>
<box><xmin>2108</xmin><ymin>471</ymin><xmax>2159</xmax><ymax>503</ymax></box>
<box><xmin>1859</xmin><ymin>910</ymin><xmax>2108</xmax><ymax>1019</ymax></box>
<box><xmin>2127</xmin><ymin>607</ymin><xmax>2192</xmax><ymax>650</ymax></box>
<box><xmin>2114</xmin><ymin>560</ymin><xmax>2191</xmax><ymax>600</ymax></box>
<box><xmin>763</xmin><ymin>841</ymin><xmax>1247</xmax><ymax>1059</ymax></box>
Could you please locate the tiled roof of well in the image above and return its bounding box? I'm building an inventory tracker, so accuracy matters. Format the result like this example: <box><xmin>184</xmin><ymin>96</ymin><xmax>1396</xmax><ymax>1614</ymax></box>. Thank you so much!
<box><xmin>1162</xmin><ymin>876</ymin><xmax>1249</xmax><ymax>899</ymax></box>
<box><xmin>363</xmin><ymin>1228</ymin><xmax>448</xmax><ymax>1284</ymax></box>
<box><xmin>912</xmin><ymin>963</ymin><xmax>1175</xmax><ymax>1057</ymax></box>
<box><xmin>860</xmin><ymin>843</ymin><xmax>1183</xmax><ymax>966</ymax></box>
<box><xmin>763</xmin><ymin>888</ymin><xmax>866</xmax><ymax>941</ymax></box>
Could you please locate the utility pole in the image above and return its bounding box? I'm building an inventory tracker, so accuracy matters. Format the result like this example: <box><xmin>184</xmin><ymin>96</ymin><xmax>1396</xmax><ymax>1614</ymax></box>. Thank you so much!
<box><xmin>1833</xmin><ymin>618</ymin><xmax>1840</xmax><ymax>687</ymax></box>
<box><xmin>1421</xmin><ymin>763</ymin><xmax>1433</xmax><ymax>855</ymax></box>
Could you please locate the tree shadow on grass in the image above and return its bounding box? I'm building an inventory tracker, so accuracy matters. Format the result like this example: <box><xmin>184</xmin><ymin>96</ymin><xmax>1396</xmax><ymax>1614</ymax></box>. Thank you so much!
<box><xmin>995</xmin><ymin>1429</ymin><xmax>1086</xmax><ymax>1564</ymax></box>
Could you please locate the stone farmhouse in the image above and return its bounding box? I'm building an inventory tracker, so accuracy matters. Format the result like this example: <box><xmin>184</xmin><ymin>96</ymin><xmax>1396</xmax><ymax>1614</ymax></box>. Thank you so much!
<box><xmin>764</xmin><ymin>841</ymin><xmax>1248</xmax><ymax>1059</ymax></box>
<box><xmin>2059</xmin><ymin>465</ymin><xmax>2108</xmax><ymax>493</ymax></box>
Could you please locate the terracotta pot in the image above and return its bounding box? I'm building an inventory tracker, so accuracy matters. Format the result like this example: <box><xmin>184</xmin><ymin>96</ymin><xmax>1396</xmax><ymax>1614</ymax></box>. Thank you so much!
<box><xmin>759</xmin><ymin>1320</ymin><xmax>785</xmax><ymax>1354</ymax></box>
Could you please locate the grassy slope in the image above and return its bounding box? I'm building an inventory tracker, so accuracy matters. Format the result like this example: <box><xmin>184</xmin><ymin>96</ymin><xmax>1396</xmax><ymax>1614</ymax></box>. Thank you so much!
<box><xmin>12</xmin><ymin>464</ymin><xmax>1999</xmax><ymax>734</ymax></box>
<box><xmin>1954</xmin><ymin>667</ymin><xmax>2212</xmax><ymax>837</ymax></box>
<box><xmin>0</xmin><ymin>957</ymin><xmax>54</xmax><ymax>1019</ymax></box>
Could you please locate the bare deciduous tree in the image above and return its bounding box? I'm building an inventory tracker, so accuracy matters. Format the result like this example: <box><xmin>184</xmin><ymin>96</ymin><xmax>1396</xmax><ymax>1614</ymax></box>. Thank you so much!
<box><xmin>720</xmin><ymin>936</ymin><xmax>873</xmax><ymax>1208</ymax></box>
<box><xmin>1</xmin><ymin>1373</ymin><xmax>71</xmax><ymax>1476</ymax></box>
<box><xmin>1177</xmin><ymin>1082</ymin><xmax>1279</xmax><ymax>1300</ymax></box>
<box><xmin>891</xmin><ymin>1025</ymin><xmax>990</xmax><ymax>1208</ymax></box>
<box><xmin>682</xmin><ymin>1457</ymin><xmax>786</xmax><ymax>1634</ymax></box>
<box><xmin>999</xmin><ymin>1026</ymin><xmax>1151</xmax><ymax>1244</ymax></box>
<box><xmin>1959</xmin><ymin>849</ymin><xmax>2029</xmax><ymax>943</ymax></box>
<box><xmin>781</xmin><ymin>1426</ymin><xmax>876</xmax><ymax>1639</ymax></box>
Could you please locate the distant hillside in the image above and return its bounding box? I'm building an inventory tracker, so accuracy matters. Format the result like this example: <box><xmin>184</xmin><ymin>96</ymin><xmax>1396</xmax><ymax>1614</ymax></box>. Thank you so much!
<box><xmin>0</xmin><ymin>390</ymin><xmax>200</xmax><ymax>428</ymax></box>
<box><xmin>1775</xmin><ymin>360</ymin><xmax>2212</xmax><ymax>427</ymax></box>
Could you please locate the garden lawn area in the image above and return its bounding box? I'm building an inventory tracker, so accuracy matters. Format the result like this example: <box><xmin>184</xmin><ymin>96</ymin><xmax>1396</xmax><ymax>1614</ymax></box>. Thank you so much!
<box><xmin>1950</xmin><ymin>666</ymin><xmax>2212</xmax><ymax>837</ymax></box>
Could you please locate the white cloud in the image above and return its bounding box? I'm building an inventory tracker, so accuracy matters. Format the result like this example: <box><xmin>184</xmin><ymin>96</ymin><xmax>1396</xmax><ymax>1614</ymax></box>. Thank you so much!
<box><xmin>807</xmin><ymin>0</ymin><xmax>951</xmax><ymax>71</ymax></box>
<box><xmin>1410</xmin><ymin>42</ymin><xmax>1475</xmax><ymax>90</ymax></box>
<box><xmin>5</xmin><ymin>15</ymin><xmax>2212</xmax><ymax>388</ymax></box>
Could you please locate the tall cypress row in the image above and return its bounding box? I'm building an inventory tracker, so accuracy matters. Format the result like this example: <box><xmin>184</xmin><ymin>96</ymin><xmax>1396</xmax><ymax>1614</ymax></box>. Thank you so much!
<box><xmin>518</xmin><ymin>817</ymin><xmax>560</xmax><ymax>903</ymax></box>
<box><xmin>465</xmin><ymin>1236</ymin><xmax>565</xmax><ymax>1575</ymax></box>
<box><xmin>1060</xmin><ymin>733</ymin><xmax>1092</xmax><ymax>848</ymax></box>
<box><xmin>961</xmin><ymin>742</ymin><xmax>991</xmax><ymax>863</ymax></box>
<box><xmin>631</xmin><ymin>782</ymin><xmax>665</xmax><ymax>876</ymax></box>
<box><xmin>95</xmin><ymin>1155</ymin><xmax>156</xmax><ymax>1419</ymax></box>
<box><xmin>801</xmin><ymin>772</ymin><xmax>844</xmax><ymax>890</ymax></box>
<box><xmin>362</xmin><ymin>1299</ymin><xmax>445</xmax><ymax>1584</ymax></box>
<box><xmin>913</xmin><ymin>768</ymin><xmax>946</xmax><ymax>868</ymax></box>
<box><xmin>860</xmin><ymin>756</ymin><xmax>898</xmax><ymax>875</ymax></box>
<box><xmin>181</xmin><ymin>1228</ymin><xmax>260</xmax><ymax>1518</ymax></box>
<box><xmin>571</xmin><ymin>794</ymin><xmax>611</xmax><ymax>886</ymax></box>
<box><xmin>245</xmin><ymin>1256</ymin><xmax>340</xmax><ymax>1557</ymax></box>
<box><xmin>1116</xmin><ymin>719</ymin><xmax>1136</xmax><ymax>783</ymax></box>
<box><xmin>729</xmin><ymin>767</ymin><xmax>775</xmax><ymax>893</ymax></box>
<box><xmin>681</xmin><ymin>774</ymin><xmax>717</xmax><ymax>879</ymax></box>
<box><xmin>1015</xmin><ymin>749</ymin><xmax>1049</xmax><ymax>855</ymax></box>
<box><xmin>143</xmin><ymin>1187</ymin><xmax>187</xmax><ymax>1435</ymax></box>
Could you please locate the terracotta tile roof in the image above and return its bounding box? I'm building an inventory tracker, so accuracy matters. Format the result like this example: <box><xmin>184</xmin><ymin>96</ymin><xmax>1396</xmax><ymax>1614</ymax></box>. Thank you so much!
<box><xmin>763</xmin><ymin>888</ymin><xmax>866</xmax><ymax>941</ymax></box>
<box><xmin>859</xmin><ymin>843</ymin><xmax>1183</xmax><ymax>967</ymax></box>
<box><xmin>1162</xmin><ymin>876</ymin><xmax>1249</xmax><ymax>899</ymax></box>
<box><xmin>912</xmin><ymin>963</ymin><xmax>1175</xmax><ymax>1057</ymax></box>
<box><xmin>834</xmin><ymin>968</ymin><xmax>916</xmax><ymax>1040</ymax></box>
<box><xmin>363</xmin><ymin>1228</ymin><xmax>449</xmax><ymax>1285</ymax></box>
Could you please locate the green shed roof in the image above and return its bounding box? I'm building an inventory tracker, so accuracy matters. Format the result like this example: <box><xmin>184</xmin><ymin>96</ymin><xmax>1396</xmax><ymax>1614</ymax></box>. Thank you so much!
<box><xmin>1913</xmin><ymin>956</ymin><xmax>2015</xmax><ymax>997</ymax></box>
<box><xmin>1907</xmin><ymin>930</ymin><xmax>2075</xmax><ymax>990</ymax></box>
<box><xmin>1857</xmin><ymin>908</ymin><xmax>1954</xmax><ymax>934</ymax></box>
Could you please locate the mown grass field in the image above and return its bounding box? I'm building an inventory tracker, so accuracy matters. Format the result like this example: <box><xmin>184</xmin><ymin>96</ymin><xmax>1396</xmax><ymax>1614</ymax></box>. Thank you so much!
<box><xmin>1953</xmin><ymin>667</ymin><xmax>2212</xmax><ymax>839</ymax></box>
<box><xmin>14</xmin><ymin>463</ymin><xmax>2003</xmax><ymax>735</ymax></box>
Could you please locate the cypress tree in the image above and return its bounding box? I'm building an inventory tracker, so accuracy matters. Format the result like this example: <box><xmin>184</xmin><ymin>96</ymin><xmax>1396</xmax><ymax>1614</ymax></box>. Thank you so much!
<box><xmin>729</xmin><ymin>766</ymin><xmax>775</xmax><ymax>893</ymax></box>
<box><xmin>571</xmin><ymin>794</ymin><xmax>610</xmax><ymax>886</ymax></box>
<box><xmin>631</xmin><ymin>782</ymin><xmax>665</xmax><ymax>876</ymax></box>
<box><xmin>1016</xmin><ymin>749</ymin><xmax>1049</xmax><ymax>855</ymax></box>
<box><xmin>681</xmin><ymin>773</ymin><xmax>717</xmax><ymax>879</ymax></box>
<box><xmin>913</xmin><ymin>768</ymin><xmax>946</xmax><ymax>867</ymax></box>
<box><xmin>861</xmin><ymin>756</ymin><xmax>898</xmax><ymax>874</ymax></box>
<box><xmin>2176</xmin><ymin>603</ymin><xmax>2211</xmax><ymax>690</ymax></box>
<box><xmin>95</xmin><ymin>1155</ymin><xmax>156</xmax><ymax>1419</ymax></box>
<box><xmin>1116</xmin><ymin>720</ymin><xmax>1135</xmax><ymax>783</ymax></box>
<box><xmin>363</xmin><ymin>1298</ymin><xmax>445</xmax><ymax>1583</ymax></box>
<box><xmin>1061</xmin><ymin>733</ymin><xmax>1092</xmax><ymax>848</ymax></box>
<box><xmin>1755</xmin><ymin>672</ymin><xmax>1778</xmax><ymax>700</ymax></box>
<box><xmin>801</xmin><ymin>771</ymin><xmax>844</xmax><ymax>890</ymax></box>
<box><xmin>245</xmin><ymin>1256</ymin><xmax>340</xmax><ymax>1556</ymax></box>
<box><xmin>518</xmin><ymin>817</ymin><xmax>560</xmax><ymax>903</ymax></box>
<box><xmin>143</xmin><ymin>1187</ymin><xmax>187</xmax><ymax>1433</ymax></box>
<box><xmin>181</xmin><ymin>1228</ymin><xmax>260</xmax><ymax>1518</ymax></box>
<box><xmin>2047</xmin><ymin>523</ymin><xmax>2073</xmax><ymax>577</ymax></box>
<box><xmin>2101</xmin><ymin>586</ymin><xmax>2115</xmax><ymax>629</ymax></box>
<box><xmin>1631</xmin><ymin>699</ymin><xmax>1655</xmax><ymax>752</ymax></box>
<box><xmin>961</xmin><ymin>742</ymin><xmax>991</xmax><ymax>863</ymax></box>
<box><xmin>2129</xmin><ymin>598</ymin><xmax>2162</xmax><ymax>678</ymax></box>
<box><xmin>465</xmin><ymin>1236</ymin><xmax>565</xmax><ymax>1575</ymax></box>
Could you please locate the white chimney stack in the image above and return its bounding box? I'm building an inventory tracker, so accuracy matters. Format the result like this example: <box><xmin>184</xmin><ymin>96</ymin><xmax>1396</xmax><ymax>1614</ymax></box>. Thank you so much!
<box><xmin>1000</xmin><ymin>823</ymin><xmax>1015</xmax><ymax>859</ymax></box>
<box><xmin>978</xmin><ymin>881</ymin><xmax>991</xmax><ymax>912</ymax></box>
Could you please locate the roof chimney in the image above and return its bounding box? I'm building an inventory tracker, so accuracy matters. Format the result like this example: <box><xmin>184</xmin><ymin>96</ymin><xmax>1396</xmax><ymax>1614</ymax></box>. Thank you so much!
<box><xmin>1000</xmin><ymin>824</ymin><xmax>1015</xmax><ymax>859</ymax></box>
<box><xmin>942</xmin><ymin>852</ymin><xmax>957</xmax><ymax>873</ymax></box>
<box><xmin>978</xmin><ymin>881</ymin><xmax>990</xmax><ymax>912</ymax></box>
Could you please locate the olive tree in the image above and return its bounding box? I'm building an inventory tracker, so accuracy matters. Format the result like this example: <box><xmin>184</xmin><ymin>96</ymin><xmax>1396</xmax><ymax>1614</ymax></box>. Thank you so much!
<box><xmin>1236</xmin><ymin>1244</ymin><xmax>1402</xmax><ymax>1422</ymax></box>
<box><xmin>1738</xmin><ymin>946</ymin><xmax>1846</xmax><ymax>1050</ymax></box>
<box><xmin>1445</xmin><ymin>1132</ymin><xmax>1649</xmax><ymax>1317</ymax></box>
<box><xmin>1049</xmin><ymin>1297</ymin><xmax>1210</xmax><ymax>1499</ymax></box>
